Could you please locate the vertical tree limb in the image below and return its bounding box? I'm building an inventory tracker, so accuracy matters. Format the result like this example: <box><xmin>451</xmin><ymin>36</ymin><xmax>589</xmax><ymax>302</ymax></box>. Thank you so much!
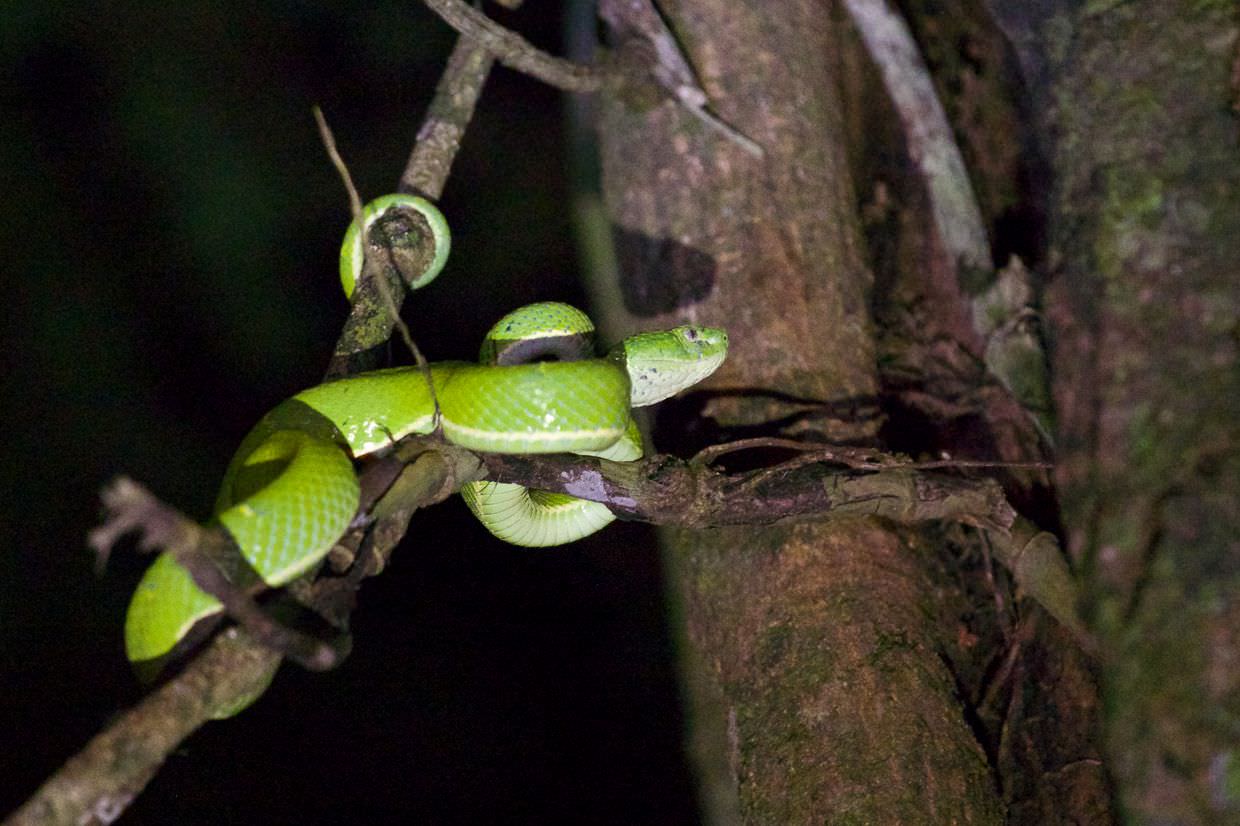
<box><xmin>1032</xmin><ymin>1</ymin><xmax>1240</xmax><ymax>821</ymax></box>
<box><xmin>593</xmin><ymin>1</ymin><xmax>1012</xmax><ymax>820</ymax></box>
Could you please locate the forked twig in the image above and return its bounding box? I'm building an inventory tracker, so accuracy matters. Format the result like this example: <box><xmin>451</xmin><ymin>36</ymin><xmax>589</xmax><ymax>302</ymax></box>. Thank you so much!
<box><xmin>423</xmin><ymin>0</ymin><xmax>604</xmax><ymax>92</ymax></box>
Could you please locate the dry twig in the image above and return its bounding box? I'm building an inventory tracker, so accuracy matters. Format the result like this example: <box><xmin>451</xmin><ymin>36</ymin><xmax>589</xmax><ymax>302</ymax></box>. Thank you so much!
<box><xmin>423</xmin><ymin>0</ymin><xmax>604</xmax><ymax>92</ymax></box>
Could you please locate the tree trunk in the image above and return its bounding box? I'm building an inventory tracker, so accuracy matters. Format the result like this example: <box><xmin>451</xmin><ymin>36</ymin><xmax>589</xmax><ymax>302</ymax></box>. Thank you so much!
<box><xmin>580</xmin><ymin>0</ymin><xmax>1140</xmax><ymax>818</ymax></box>
<box><xmin>589</xmin><ymin>1</ymin><xmax>1112</xmax><ymax>821</ymax></box>
<box><xmin>1020</xmin><ymin>1</ymin><xmax>1240</xmax><ymax>823</ymax></box>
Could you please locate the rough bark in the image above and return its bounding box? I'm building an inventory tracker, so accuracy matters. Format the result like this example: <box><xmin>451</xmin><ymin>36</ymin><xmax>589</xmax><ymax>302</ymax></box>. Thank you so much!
<box><xmin>1023</xmin><ymin>1</ymin><xmax>1240</xmax><ymax>822</ymax></box>
<box><xmin>853</xmin><ymin>3</ymin><xmax>1113</xmax><ymax>821</ymax></box>
<box><xmin>593</xmin><ymin>1</ymin><xmax>1027</xmax><ymax>820</ymax></box>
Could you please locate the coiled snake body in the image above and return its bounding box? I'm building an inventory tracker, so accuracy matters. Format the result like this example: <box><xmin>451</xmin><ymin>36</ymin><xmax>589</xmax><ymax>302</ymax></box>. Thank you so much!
<box><xmin>124</xmin><ymin>196</ymin><xmax>728</xmax><ymax>665</ymax></box>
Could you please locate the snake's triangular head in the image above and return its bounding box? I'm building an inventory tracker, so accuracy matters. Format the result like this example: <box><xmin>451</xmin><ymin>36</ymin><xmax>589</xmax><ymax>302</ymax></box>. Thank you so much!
<box><xmin>613</xmin><ymin>325</ymin><xmax>728</xmax><ymax>408</ymax></box>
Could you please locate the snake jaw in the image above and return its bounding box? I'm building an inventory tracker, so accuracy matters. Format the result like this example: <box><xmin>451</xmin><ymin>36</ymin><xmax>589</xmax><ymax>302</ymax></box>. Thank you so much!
<box><xmin>618</xmin><ymin>325</ymin><xmax>729</xmax><ymax>407</ymax></box>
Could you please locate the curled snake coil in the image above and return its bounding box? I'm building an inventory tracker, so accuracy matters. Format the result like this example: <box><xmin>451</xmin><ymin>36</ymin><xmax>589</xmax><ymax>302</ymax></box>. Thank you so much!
<box><xmin>124</xmin><ymin>194</ymin><xmax>728</xmax><ymax>668</ymax></box>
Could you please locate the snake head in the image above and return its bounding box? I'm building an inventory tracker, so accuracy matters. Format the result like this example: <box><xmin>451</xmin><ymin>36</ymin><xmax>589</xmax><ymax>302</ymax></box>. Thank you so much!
<box><xmin>617</xmin><ymin>325</ymin><xmax>729</xmax><ymax>407</ymax></box>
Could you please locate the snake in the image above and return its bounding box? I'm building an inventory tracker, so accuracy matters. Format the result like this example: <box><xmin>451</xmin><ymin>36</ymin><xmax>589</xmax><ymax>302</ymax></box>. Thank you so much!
<box><xmin>123</xmin><ymin>194</ymin><xmax>729</xmax><ymax>667</ymax></box>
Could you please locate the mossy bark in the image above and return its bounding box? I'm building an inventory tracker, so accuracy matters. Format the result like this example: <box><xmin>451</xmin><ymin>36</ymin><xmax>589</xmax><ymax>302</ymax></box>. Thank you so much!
<box><xmin>1025</xmin><ymin>1</ymin><xmax>1240</xmax><ymax>822</ymax></box>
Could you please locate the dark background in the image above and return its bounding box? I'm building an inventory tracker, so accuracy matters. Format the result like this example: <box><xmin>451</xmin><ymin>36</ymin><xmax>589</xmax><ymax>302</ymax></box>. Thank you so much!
<box><xmin>1</xmin><ymin>2</ymin><xmax>699</xmax><ymax>822</ymax></box>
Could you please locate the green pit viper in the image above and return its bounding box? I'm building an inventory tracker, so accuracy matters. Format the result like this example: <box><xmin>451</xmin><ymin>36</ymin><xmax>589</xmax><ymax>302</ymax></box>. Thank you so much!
<box><xmin>124</xmin><ymin>194</ymin><xmax>729</xmax><ymax>666</ymax></box>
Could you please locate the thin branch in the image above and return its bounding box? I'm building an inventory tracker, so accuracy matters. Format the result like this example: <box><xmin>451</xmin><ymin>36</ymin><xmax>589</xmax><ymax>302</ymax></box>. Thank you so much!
<box><xmin>841</xmin><ymin>0</ymin><xmax>989</xmax><ymax>275</ymax></box>
<box><xmin>478</xmin><ymin>449</ymin><xmax>1017</xmax><ymax>531</ymax></box>
<box><xmin>312</xmin><ymin>110</ymin><xmax>441</xmax><ymax>484</ymax></box>
<box><xmin>400</xmin><ymin>34</ymin><xmax>493</xmax><ymax>199</ymax></box>
<box><xmin>15</xmin><ymin>453</ymin><xmax>468</xmax><ymax>826</ymax></box>
<box><xmin>357</xmin><ymin>213</ymin><xmax>433</xmax><ymax>378</ymax></box>
<box><xmin>422</xmin><ymin>0</ymin><xmax>604</xmax><ymax>93</ymax></box>
<box><xmin>691</xmin><ymin>436</ymin><xmax>867</xmax><ymax>466</ymax></box>
<box><xmin>314</xmin><ymin>109</ymin><xmax>440</xmax><ymax>418</ymax></box>
<box><xmin>313</xmin><ymin>106</ymin><xmax>362</xmax><ymax>221</ymax></box>
<box><xmin>692</xmin><ymin>436</ymin><xmax>1051</xmax><ymax>473</ymax></box>
<box><xmin>327</xmin><ymin>17</ymin><xmax>497</xmax><ymax>378</ymax></box>
<box><xmin>5</xmin><ymin>629</ymin><xmax>281</xmax><ymax>826</ymax></box>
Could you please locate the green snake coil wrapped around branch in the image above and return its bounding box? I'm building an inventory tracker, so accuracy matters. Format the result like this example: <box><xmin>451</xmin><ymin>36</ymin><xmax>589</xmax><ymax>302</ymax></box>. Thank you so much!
<box><xmin>125</xmin><ymin>194</ymin><xmax>728</xmax><ymax>668</ymax></box>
